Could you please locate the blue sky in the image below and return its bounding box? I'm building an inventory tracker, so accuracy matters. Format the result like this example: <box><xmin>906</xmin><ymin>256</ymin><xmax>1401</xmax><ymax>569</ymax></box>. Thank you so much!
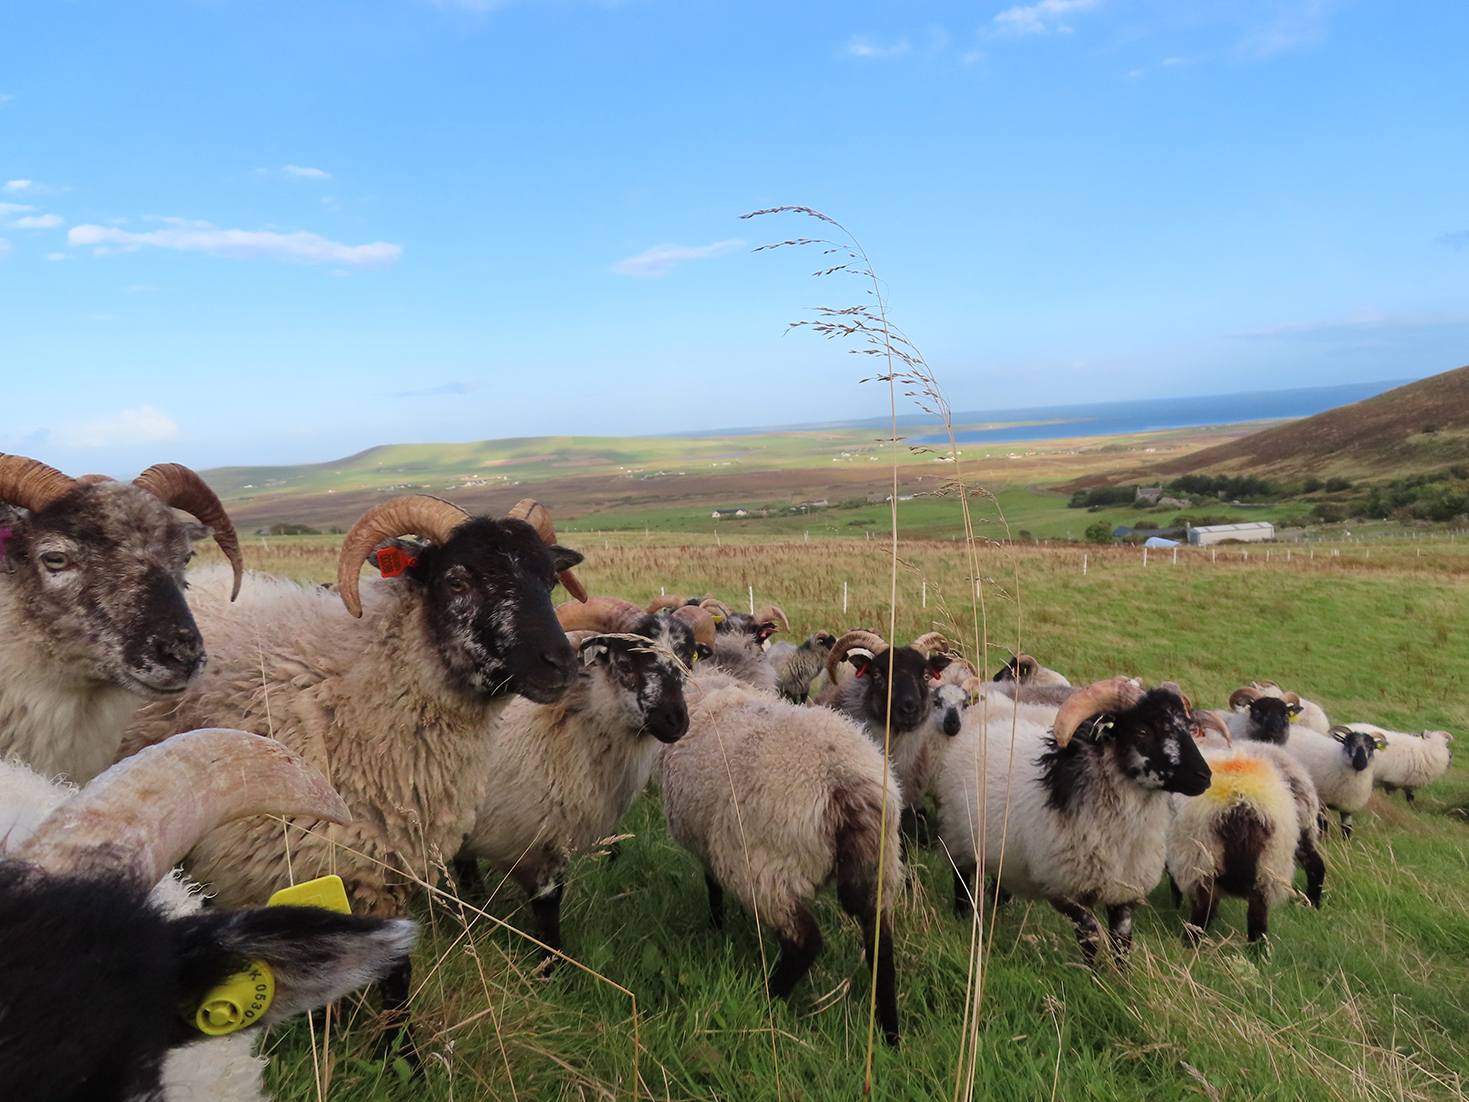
<box><xmin>2</xmin><ymin>0</ymin><xmax>1465</xmax><ymax>474</ymax></box>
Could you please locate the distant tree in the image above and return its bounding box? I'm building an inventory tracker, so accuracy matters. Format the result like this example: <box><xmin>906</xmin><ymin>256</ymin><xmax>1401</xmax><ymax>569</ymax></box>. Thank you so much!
<box><xmin>1324</xmin><ymin>478</ymin><xmax>1353</xmax><ymax>493</ymax></box>
<box><xmin>1084</xmin><ymin>521</ymin><xmax>1115</xmax><ymax>544</ymax></box>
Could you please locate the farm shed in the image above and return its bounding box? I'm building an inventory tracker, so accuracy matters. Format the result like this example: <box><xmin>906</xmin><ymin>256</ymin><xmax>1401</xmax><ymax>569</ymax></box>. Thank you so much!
<box><xmin>1187</xmin><ymin>521</ymin><xmax>1275</xmax><ymax>546</ymax></box>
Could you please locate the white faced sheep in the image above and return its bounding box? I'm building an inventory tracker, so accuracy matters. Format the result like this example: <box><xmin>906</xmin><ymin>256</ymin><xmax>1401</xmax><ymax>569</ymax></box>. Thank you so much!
<box><xmin>766</xmin><ymin>629</ymin><xmax>837</xmax><ymax>703</ymax></box>
<box><xmin>0</xmin><ymin>728</ymin><xmax>414</xmax><ymax>1102</ymax></box>
<box><xmin>451</xmin><ymin>595</ymin><xmax>698</xmax><ymax>961</ymax></box>
<box><xmin>1166</xmin><ymin>714</ymin><xmax>1303</xmax><ymax>945</ymax></box>
<box><xmin>122</xmin><ymin>496</ymin><xmax>584</xmax><ymax>1057</ymax></box>
<box><xmin>1349</xmin><ymin>724</ymin><xmax>1454</xmax><ymax>803</ymax></box>
<box><xmin>938</xmin><ymin>677</ymin><xmax>1212</xmax><ymax>963</ymax></box>
<box><xmin>1283</xmin><ymin>725</ymin><xmax>1383</xmax><ymax>838</ymax></box>
<box><xmin>659</xmin><ymin>671</ymin><xmax>905</xmax><ymax>1046</ymax></box>
<box><xmin>0</xmin><ymin>453</ymin><xmax>243</xmax><ymax>784</ymax></box>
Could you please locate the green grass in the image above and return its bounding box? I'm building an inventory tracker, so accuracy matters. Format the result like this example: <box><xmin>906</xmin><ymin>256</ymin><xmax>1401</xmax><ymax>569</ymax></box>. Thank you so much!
<box><xmin>194</xmin><ymin>534</ymin><xmax>1469</xmax><ymax>1101</ymax></box>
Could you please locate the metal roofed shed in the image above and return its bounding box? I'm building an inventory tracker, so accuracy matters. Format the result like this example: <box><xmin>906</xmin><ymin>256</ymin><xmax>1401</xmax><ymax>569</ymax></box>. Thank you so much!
<box><xmin>1187</xmin><ymin>521</ymin><xmax>1275</xmax><ymax>546</ymax></box>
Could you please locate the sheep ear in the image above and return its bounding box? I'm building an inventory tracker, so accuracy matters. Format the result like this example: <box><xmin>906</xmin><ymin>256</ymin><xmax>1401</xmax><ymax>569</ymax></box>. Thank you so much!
<box><xmin>849</xmin><ymin>652</ymin><xmax>873</xmax><ymax>678</ymax></box>
<box><xmin>929</xmin><ymin>654</ymin><xmax>952</xmax><ymax>677</ymax></box>
<box><xmin>694</xmin><ymin>643</ymin><xmax>713</xmax><ymax>663</ymax></box>
<box><xmin>549</xmin><ymin>545</ymin><xmax>584</xmax><ymax>574</ymax></box>
<box><xmin>171</xmin><ymin>907</ymin><xmax>415</xmax><ymax>1027</ymax></box>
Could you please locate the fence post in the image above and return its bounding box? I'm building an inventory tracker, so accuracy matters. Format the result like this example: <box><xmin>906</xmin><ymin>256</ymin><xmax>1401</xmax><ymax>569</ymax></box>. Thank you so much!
<box><xmin>748</xmin><ymin>585</ymin><xmax>754</xmax><ymax>615</ymax></box>
<box><xmin>843</xmin><ymin>581</ymin><xmax>848</xmax><ymax>614</ymax></box>
<box><xmin>1083</xmin><ymin>554</ymin><xmax>1088</xmax><ymax>576</ymax></box>
<box><xmin>922</xmin><ymin>580</ymin><xmax>927</xmax><ymax>609</ymax></box>
<box><xmin>1143</xmin><ymin>546</ymin><xmax>1148</xmax><ymax>567</ymax></box>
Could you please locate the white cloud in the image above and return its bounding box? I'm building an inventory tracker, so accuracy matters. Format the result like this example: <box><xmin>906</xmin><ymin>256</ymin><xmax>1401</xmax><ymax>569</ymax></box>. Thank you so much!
<box><xmin>4</xmin><ymin>179</ymin><xmax>39</xmax><ymax>193</ymax></box>
<box><xmin>51</xmin><ymin>406</ymin><xmax>180</xmax><ymax>449</ymax></box>
<box><xmin>611</xmin><ymin>239</ymin><xmax>744</xmax><ymax>278</ymax></box>
<box><xmin>46</xmin><ymin>252</ymin><xmax>67</xmax><ymax>261</ymax></box>
<box><xmin>67</xmin><ymin>223</ymin><xmax>402</xmax><ymax>268</ymax></box>
<box><xmin>284</xmin><ymin>165</ymin><xmax>331</xmax><ymax>180</ymax></box>
<box><xmin>846</xmin><ymin>37</ymin><xmax>912</xmax><ymax>58</ymax></box>
<box><xmin>11</xmin><ymin>214</ymin><xmax>62</xmax><ymax>229</ymax></box>
<box><xmin>0</xmin><ymin>202</ymin><xmax>32</xmax><ymax>217</ymax></box>
<box><xmin>992</xmin><ymin>0</ymin><xmax>1099</xmax><ymax>35</ymax></box>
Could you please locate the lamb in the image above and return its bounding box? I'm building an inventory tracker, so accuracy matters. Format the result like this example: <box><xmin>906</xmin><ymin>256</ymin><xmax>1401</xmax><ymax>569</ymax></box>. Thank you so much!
<box><xmin>659</xmin><ymin>672</ymin><xmax>905</xmax><ymax>1045</ymax></box>
<box><xmin>938</xmin><ymin>677</ymin><xmax>1212</xmax><ymax>962</ymax></box>
<box><xmin>1166</xmin><ymin>719</ymin><xmax>1302</xmax><ymax>944</ymax></box>
<box><xmin>0</xmin><ymin>728</ymin><xmax>414</xmax><ymax>1102</ymax></box>
<box><xmin>1283</xmin><ymin>725</ymin><xmax>1383</xmax><ymax>838</ymax></box>
<box><xmin>452</xmin><ymin>595</ymin><xmax>698</xmax><ymax>959</ymax></box>
<box><xmin>1352</xmin><ymin>724</ymin><xmax>1455</xmax><ymax>803</ymax></box>
<box><xmin>1203</xmin><ymin>692</ymin><xmax>1326</xmax><ymax>907</ymax></box>
<box><xmin>123</xmin><ymin>495</ymin><xmax>585</xmax><ymax>1053</ymax></box>
<box><xmin>0</xmin><ymin>453</ymin><xmax>243</xmax><ymax>783</ymax></box>
<box><xmin>766</xmin><ymin>629</ymin><xmax>837</xmax><ymax>703</ymax></box>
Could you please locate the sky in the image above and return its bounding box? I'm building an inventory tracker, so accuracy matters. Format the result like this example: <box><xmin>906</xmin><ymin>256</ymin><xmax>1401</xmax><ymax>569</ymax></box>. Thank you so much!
<box><xmin>1</xmin><ymin>0</ymin><xmax>1466</xmax><ymax>475</ymax></box>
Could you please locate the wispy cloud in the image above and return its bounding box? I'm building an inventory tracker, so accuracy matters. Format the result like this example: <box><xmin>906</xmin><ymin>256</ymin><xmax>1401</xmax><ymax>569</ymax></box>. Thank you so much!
<box><xmin>4</xmin><ymin>179</ymin><xmax>44</xmax><ymax>194</ymax></box>
<box><xmin>283</xmin><ymin>165</ymin><xmax>331</xmax><ymax>180</ymax></box>
<box><xmin>11</xmin><ymin>214</ymin><xmax>63</xmax><ymax>229</ymax></box>
<box><xmin>612</xmin><ymin>239</ymin><xmax>743</xmax><ymax>278</ymax></box>
<box><xmin>0</xmin><ymin>202</ymin><xmax>32</xmax><ymax>219</ymax></box>
<box><xmin>991</xmin><ymin>0</ymin><xmax>1100</xmax><ymax>36</ymax></box>
<box><xmin>393</xmin><ymin>381</ymin><xmax>486</xmax><ymax>398</ymax></box>
<box><xmin>1437</xmin><ymin>230</ymin><xmax>1469</xmax><ymax>251</ymax></box>
<box><xmin>67</xmin><ymin>222</ymin><xmax>402</xmax><ymax>268</ymax></box>
<box><xmin>846</xmin><ymin>36</ymin><xmax>912</xmax><ymax>59</ymax></box>
<box><xmin>46</xmin><ymin>252</ymin><xmax>66</xmax><ymax>261</ymax></box>
<box><xmin>50</xmin><ymin>406</ymin><xmax>181</xmax><ymax>449</ymax></box>
<box><xmin>1237</xmin><ymin>0</ymin><xmax>1331</xmax><ymax>57</ymax></box>
<box><xmin>1230</xmin><ymin>310</ymin><xmax>1469</xmax><ymax>341</ymax></box>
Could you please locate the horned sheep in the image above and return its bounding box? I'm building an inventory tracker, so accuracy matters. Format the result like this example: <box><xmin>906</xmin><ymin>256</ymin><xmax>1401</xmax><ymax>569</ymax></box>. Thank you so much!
<box><xmin>938</xmin><ymin>678</ymin><xmax>1212</xmax><ymax>962</ymax></box>
<box><xmin>0</xmin><ymin>728</ymin><xmax>413</xmax><ymax>1102</ymax></box>
<box><xmin>0</xmin><ymin>453</ymin><xmax>243</xmax><ymax>784</ymax></box>
<box><xmin>1352</xmin><ymin>724</ymin><xmax>1454</xmax><ymax>803</ymax></box>
<box><xmin>123</xmin><ymin>496</ymin><xmax>585</xmax><ymax>1053</ymax></box>
<box><xmin>766</xmin><ymin>629</ymin><xmax>837</xmax><ymax>703</ymax></box>
<box><xmin>1284</xmin><ymin>725</ymin><xmax>1383</xmax><ymax>838</ymax></box>
<box><xmin>659</xmin><ymin>670</ymin><xmax>905</xmax><ymax>1045</ymax></box>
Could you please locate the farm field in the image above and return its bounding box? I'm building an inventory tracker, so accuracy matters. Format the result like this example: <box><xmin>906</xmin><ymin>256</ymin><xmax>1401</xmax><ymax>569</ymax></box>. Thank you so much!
<box><xmin>188</xmin><ymin>530</ymin><xmax>1469</xmax><ymax>1102</ymax></box>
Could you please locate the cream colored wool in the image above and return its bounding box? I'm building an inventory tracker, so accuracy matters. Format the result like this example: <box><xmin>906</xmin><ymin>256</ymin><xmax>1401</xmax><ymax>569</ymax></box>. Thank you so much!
<box><xmin>1283</xmin><ymin>726</ymin><xmax>1375</xmax><ymax>817</ymax></box>
<box><xmin>1350</xmin><ymin>723</ymin><xmax>1453</xmax><ymax>793</ymax></box>
<box><xmin>125</xmin><ymin>565</ymin><xmax>508</xmax><ymax>915</ymax></box>
<box><xmin>659</xmin><ymin>675</ymin><xmax>905</xmax><ymax>941</ymax></box>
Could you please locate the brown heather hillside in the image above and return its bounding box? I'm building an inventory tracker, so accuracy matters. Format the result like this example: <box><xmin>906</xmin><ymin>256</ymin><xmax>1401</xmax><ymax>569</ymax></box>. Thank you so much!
<box><xmin>1068</xmin><ymin>364</ymin><xmax>1469</xmax><ymax>490</ymax></box>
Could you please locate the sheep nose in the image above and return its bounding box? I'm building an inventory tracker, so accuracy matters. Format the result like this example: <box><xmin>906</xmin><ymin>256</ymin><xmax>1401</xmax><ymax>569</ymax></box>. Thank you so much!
<box><xmin>151</xmin><ymin>625</ymin><xmax>205</xmax><ymax>674</ymax></box>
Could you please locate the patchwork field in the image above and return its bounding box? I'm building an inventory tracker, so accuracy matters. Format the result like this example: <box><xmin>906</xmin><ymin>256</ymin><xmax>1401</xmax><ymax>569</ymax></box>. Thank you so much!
<box><xmin>190</xmin><ymin>528</ymin><xmax>1469</xmax><ymax>1102</ymax></box>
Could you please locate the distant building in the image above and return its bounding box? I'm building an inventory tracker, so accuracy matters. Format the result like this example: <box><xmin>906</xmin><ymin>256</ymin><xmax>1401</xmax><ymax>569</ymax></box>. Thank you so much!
<box><xmin>1136</xmin><ymin>486</ymin><xmax>1163</xmax><ymax>502</ymax></box>
<box><xmin>1187</xmin><ymin>522</ymin><xmax>1274</xmax><ymax>546</ymax></box>
<box><xmin>866</xmin><ymin>492</ymin><xmax>886</xmax><ymax>504</ymax></box>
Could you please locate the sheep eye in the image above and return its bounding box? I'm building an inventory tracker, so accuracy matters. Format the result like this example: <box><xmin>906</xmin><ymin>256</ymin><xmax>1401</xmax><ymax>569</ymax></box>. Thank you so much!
<box><xmin>446</xmin><ymin>577</ymin><xmax>468</xmax><ymax>594</ymax></box>
<box><xmin>40</xmin><ymin>551</ymin><xmax>69</xmax><ymax>572</ymax></box>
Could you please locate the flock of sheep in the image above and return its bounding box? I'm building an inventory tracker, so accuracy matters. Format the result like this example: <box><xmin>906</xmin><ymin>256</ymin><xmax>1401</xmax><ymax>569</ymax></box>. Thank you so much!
<box><xmin>0</xmin><ymin>452</ymin><xmax>1456</xmax><ymax>1102</ymax></box>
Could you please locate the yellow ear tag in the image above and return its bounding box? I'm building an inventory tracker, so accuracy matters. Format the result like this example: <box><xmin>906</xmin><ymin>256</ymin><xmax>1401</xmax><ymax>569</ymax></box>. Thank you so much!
<box><xmin>1289</xmin><ymin>713</ymin><xmax>1300</xmax><ymax>723</ymax></box>
<box><xmin>190</xmin><ymin>876</ymin><xmax>353</xmax><ymax>1035</ymax></box>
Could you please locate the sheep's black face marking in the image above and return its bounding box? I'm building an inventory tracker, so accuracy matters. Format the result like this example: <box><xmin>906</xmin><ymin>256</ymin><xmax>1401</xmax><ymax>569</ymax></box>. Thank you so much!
<box><xmin>849</xmin><ymin>649</ymin><xmax>950</xmax><ymax>734</ymax></box>
<box><xmin>582</xmin><ymin>614</ymin><xmax>692</xmax><ymax>744</ymax></box>
<box><xmin>407</xmin><ymin>517</ymin><xmax>581</xmax><ymax>703</ymax></box>
<box><xmin>1040</xmin><ymin>688</ymin><xmax>1211</xmax><ymax>811</ymax></box>
<box><xmin>1246</xmin><ymin>698</ymin><xmax>1293</xmax><ymax>744</ymax></box>
<box><xmin>8</xmin><ymin>482</ymin><xmax>207</xmax><ymax>698</ymax></box>
<box><xmin>1338</xmin><ymin>730</ymin><xmax>1376</xmax><ymax>772</ymax></box>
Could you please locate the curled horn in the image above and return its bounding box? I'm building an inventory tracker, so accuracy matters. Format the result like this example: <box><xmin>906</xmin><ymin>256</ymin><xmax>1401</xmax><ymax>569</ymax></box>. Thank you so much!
<box><xmin>555</xmin><ymin>595</ymin><xmax>644</xmax><ymax>634</ymax></box>
<box><xmin>1190</xmin><ymin>709</ymin><xmax>1232</xmax><ymax>747</ymax></box>
<box><xmin>1159</xmin><ymin>681</ymin><xmax>1193</xmax><ymax>712</ymax></box>
<box><xmin>753</xmin><ymin>605</ymin><xmax>789</xmax><ymax>634</ymax></box>
<box><xmin>826</xmin><ymin>629</ymin><xmax>889</xmax><ymax>683</ymax></box>
<box><xmin>911</xmin><ymin>631</ymin><xmax>953</xmax><ymax>657</ymax></box>
<box><xmin>0</xmin><ymin>453</ymin><xmax>78</xmax><ymax>514</ymax></box>
<box><xmin>1280</xmin><ymin>691</ymin><xmax>1301</xmax><ymax>707</ymax></box>
<box><xmin>337</xmin><ymin>495</ymin><xmax>470</xmax><ymax>618</ymax></box>
<box><xmin>1051</xmin><ymin>677</ymin><xmax>1147</xmax><ymax>749</ymax></box>
<box><xmin>1229</xmin><ymin>686</ymin><xmax>1264</xmax><ymax>710</ymax></box>
<box><xmin>671</xmin><ymin>604</ymin><xmax>717</xmax><ymax>647</ymax></box>
<box><xmin>77</xmin><ymin>474</ymin><xmax>115</xmax><ymax>484</ymax></box>
<box><xmin>1250</xmin><ymin>680</ymin><xmax>1282</xmax><ymax>693</ymax></box>
<box><xmin>647</xmin><ymin>594</ymin><xmax>689</xmax><ymax>614</ymax></box>
<box><xmin>508</xmin><ymin>499</ymin><xmax>587</xmax><ymax>603</ymax></box>
<box><xmin>15</xmin><ymin>728</ymin><xmax>350</xmax><ymax>887</ymax></box>
<box><xmin>133</xmin><ymin>463</ymin><xmax>244</xmax><ymax>602</ymax></box>
<box><xmin>699</xmin><ymin>597</ymin><xmax>735</xmax><ymax>623</ymax></box>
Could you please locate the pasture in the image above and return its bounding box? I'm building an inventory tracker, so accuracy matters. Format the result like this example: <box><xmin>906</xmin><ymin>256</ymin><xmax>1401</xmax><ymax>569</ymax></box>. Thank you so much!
<box><xmin>199</xmin><ymin>532</ymin><xmax>1469</xmax><ymax>1102</ymax></box>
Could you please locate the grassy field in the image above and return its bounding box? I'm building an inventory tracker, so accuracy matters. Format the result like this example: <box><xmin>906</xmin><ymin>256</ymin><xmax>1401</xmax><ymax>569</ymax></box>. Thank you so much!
<box><xmin>190</xmin><ymin>526</ymin><xmax>1469</xmax><ymax>1102</ymax></box>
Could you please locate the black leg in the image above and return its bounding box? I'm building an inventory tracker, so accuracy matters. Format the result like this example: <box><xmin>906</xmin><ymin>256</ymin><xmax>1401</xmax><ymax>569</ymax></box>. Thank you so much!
<box><xmin>376</xmin><ymin>955</ymin><xmax>421</xmax><ymax>1072</ymax></box>
<box><xmin>767</xmin><ymin>904</ymin><xmax>822</xmax><ymax>1000</ymax></box>
<box><xmin>1050</xmin><ymin>897</ymin><xmax>1102</xmax><ymax>963</ymax></box>
<box><xmin>1167</xmin><ymin>871</ymin><xmax>1182</xmax><ymax>908</ymax></box>
<box><xmin>453</xmin><ymin>856</ymin><xmax>485</xmax><ymax>903</ymax></box>
<box><xmin>606</xmin><ymin>840</ymin><xmax>623</xmax><ymax>863</ymax></box>
<box><xmin>1105</xmin><ymin>903</ymin><xmax>1136</xmax><ymax>963</ymax></box>
<box><xmin>1297</xmin><ymin>831</ymin><xmax>1325</xmax><ymax>908</ymax></box>
<box><xmin>1405</xmin><ymin>787</ymin><xmax>1416</xmax><ymax>805</ymax></box>
<box><xmin>835</xmin><ymin>858</ymin><xmax>899</xmax><ymax>1047</ymax></box>
<box><xmin>705</xmin><ymin>871</ymin><xmax>726</xmax><ymax>930</ymax></box>
<box><xmin>529</xmin><ymin>877</ymin><xmax>566</xmax><ymax>969</ymax></box>
<box><xmin>1246</xmin><ymin>890</ymin><xmax>1270</xmax><ymax>943</ymax></box>
<box><xmin>1340</xmin><ymin>810</ymin><xmax>1354</xmax><ymax>839</ymax></box>
<box><xmin>953</xmin><ymin>863</ymin><xmax>977</xmax><ymax>917</ymax></box>
<box><xmin>1183</xmin><ymin>881</ymin><xmax>1218</xmax><ymax>947</ymax></box>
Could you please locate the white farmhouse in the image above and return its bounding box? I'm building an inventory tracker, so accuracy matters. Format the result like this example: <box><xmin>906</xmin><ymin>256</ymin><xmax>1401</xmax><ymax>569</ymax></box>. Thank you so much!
<box><xmin>1187</xmin><ymin>521</ymin><xmax>1274</xmax><ymax>546</ymax></box>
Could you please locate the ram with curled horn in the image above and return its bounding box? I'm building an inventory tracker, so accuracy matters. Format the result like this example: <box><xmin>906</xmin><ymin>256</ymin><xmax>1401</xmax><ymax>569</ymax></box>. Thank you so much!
<box><xmin>939</xmin><ymin>676</ymin><xmax>1212</xmax><ymax>964</ymax></box>
<box><xmin>0</xmin><ymin>452</ymin><xmax>244</xmax><ymax>783</ymax></box>
<box><xmin>1</xmin><ymin>728</ymin><xmax>416</xmax><ymax>1102</ymax></box>
<box><xmin>121</xmin><ymin>494</ymin><xmax>588</xmax><ymax>1064</ymax></box>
